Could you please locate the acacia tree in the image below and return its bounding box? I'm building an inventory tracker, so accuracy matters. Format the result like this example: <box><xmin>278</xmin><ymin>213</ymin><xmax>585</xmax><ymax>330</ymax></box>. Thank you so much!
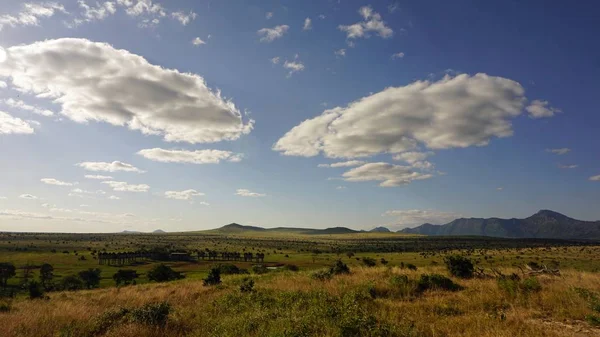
<box><xmin>113</xmin><ymin>269</ymin><xmax>139</xmax><ymax>286</ymax></box>
<box><xmin>0</xmin><ymin>262</ymin><xmax>16</xmax><ymax>288</ymax></box>
<box><xmin>39</xmin><ymin>263</ymin><xmax>54</xmax><ymax>290</ymax></box>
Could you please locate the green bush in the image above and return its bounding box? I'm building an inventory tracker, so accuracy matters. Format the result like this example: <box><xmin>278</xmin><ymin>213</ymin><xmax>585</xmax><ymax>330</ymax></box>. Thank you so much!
<box><xmin>417</xmin><ymin>274</ymin><xmax>463</xmax><ymax>293</ymax></box>
<box><xmin>239</xmin><ymin>277</ymin><xmax>254</xmax><ymax>293</ymax></box>
<box><xmin>497</xmin><ymin>274</ymin><xmax>542</xmax><ymax>297</ymax></box>
<box><xmin>251</xmin><ymin>264</ymin><xmax>269</xmax><ymax>275</ymax></box>
<box><xmin>27</xmin><ymin>280</ymin><xmax>44</xmax><ymax>299</ymax></box>
<box><xmin>129</xmin><ymin>302</ymin><xmax>171</xmax><ymax>326</ymax></box>
<box><xmin>406</xmin><ymin>263</ymin><xmax>418</xmax><ymax>271</ymax></box>
<box><xmin>203</xmin><ymin>267</ymin><xmax>221</xmax><ymax>286</ymax></box>
<box><xmin>60</xmin><ymin>275</ymin><xmax>84</xmax><ymax>291</ymax></box>
<box><xmin>218</xmin><ymin>264</ymin><xmax>245</xmax><ymax>275</ymax></box>
<box><xmin>283</xmin><ymin>264</ymin><xmax>299</xmax><ymax>272</ymax></box>
<box><xmin>113</xmin><ymin>269</ymin><xmax>139</xmax><ymax>286</ymax></box>
<box><xmin>311</xmin><ymin>269</ymin><xmax>333</xmax><ymax>281</ymax></box>
<box><xmin>444</xmin><ymin>255</ymin><xmax>474</xmax><ymax>278</ymax></box>
<box><xmin>78</xmin><ymin>268</ymin><xmax>101</xmax><ymax>289</ymax></box>
<box><xmin>362</xmin><ymin>257</ymin><xmax>377</xmax><ymax>267</ymax></box>
<box><xmin>147</xmin><ymin>264</ymin><xmax>184</xmax><ymax>283</ymax></box>
<box><xmin>330</xmin><ymin>259</ymin><xmax>350</xmax><ymax>275</ymax></box>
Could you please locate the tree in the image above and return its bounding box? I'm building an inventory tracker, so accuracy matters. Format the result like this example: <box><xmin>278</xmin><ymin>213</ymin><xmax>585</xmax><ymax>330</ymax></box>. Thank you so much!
<box><xmin>27</xmin><ymin>281</ymin><xmax>44</xmax><ymax>299</ymax></box>
<box><xmin>0</xmin><ymin>263</ymin><xmax>16</xmax><ymax>288</ymax></box>
<box><xmin>329</xmin><ymin>259</ymin><xmax>350</xmax><ymax>275</ymax></box>
<box><xmin>203</xmin><ymin>267</ymin><xmax>221</xmax><ymax>286</ymax></box>
<box><xmin>39</xmin><ymin>263</ymin><xmax>54</xmax><ymax>290</ymax></box>
<box><xmin>113</xmin><ymin>269</ymin><xmax>139</xmax><ymax>286</ymax></box>
<box><xmin>380</xmin><ymin>258</ymin><xmax>389</xmax><ymax>266</ymax></box>
<box><xmin>444</xmin><ymin>255</ymin><xmax>474</xmax><ymax>279</ymax></box>
<box><xmin>361</xmin><ymin>257</ymin><xmax>377</xmax><ymax>267</ymax></box>
<box><xmin>78</xmin><ymin>268</ymin><xmax>102</xmax><ymax>289</ymax></box>
<box><xmin>60</xmin><ymin>275</ymin><xmax>84</xmax><ymax>291</ymax></box>
<box><xmin>147</xmin><ymin>264</ymin><xmax>183</xmax><ymax>283</ymax></box>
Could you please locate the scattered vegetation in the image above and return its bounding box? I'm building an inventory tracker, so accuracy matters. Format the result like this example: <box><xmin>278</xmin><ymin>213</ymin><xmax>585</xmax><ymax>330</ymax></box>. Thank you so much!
<box><xmin>147</xmin><ymin>264</ymin><xmax>184</xmax><ymax>283</ymax></box>
<box><xmin>444</xmin><ymin>255</ymin><xmax>475</xmax><ymax>278</ymax></box>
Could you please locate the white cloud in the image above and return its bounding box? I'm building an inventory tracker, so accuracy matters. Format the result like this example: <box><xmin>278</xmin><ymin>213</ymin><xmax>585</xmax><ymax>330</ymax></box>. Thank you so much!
<box><xmin>0</xmin><ymin>81</ymin><xmax>6</xmax><ymax>88</ymax></box>
<box><xmin>496</xmin><ymin>187</ymin><xmax>504</xmax><ymax>191</ymax></box>
<box><xmin>335</xmin><ymin>49</ymin><xmax>346</xmax><ymax>57</ymax></box>
<box><xmin>171</xmin><ymin>10</ymin><xmax>196</xmax><ymax>25</ymax></box>
<box><xmin>318</xmin><ymin>14</ymin><xmax>326</xmax><ymax>19</ymax></box>
<box><xmin>392</xmin><ymin>152</ymin><xmax>434</xmax><ymax>170</ymax></box>
<box><xmin>137</xmin><ymin>148</ymin><xmax>243</xmax><ymax>164</ymax></box>
<box><xmin>84</xmin><ymin>174</ymin><xmax>113</xmax><ymax>180</ymax></box>
<box><xmin>558</xmin><ymin>164</ymin><xmax>578</xmax><ymax>169</ymax></box>
<box><xmin>41</xmin><ymin>178</ymin><xmax>74</xmax><ymax>186</ymax></box>
<box><xmin>283</xmin><ymin>60</ymin><xmax>305</xmax><ymax>77</ymax></box>
<box><xmin>117</xmin><ymin>0</ymin><xmax>166</xmax><ymax>17</ymax></box>
<box><xmin>339</xmin><ymin>6</ymin><xmax>393</xmax><ymax>40</ymax></box>
<box><xmin>383</xmin><ymin>209</ymin><xmax>462</xmax><ymax>228</ymax></box>
<box><xmin>102</xmin><ymin>181</ymin><xmax>150</xmax><ymax>192</ymax></box>
<box><xmin>303</xmin><ymin>17</ymin><xmax>312</xmax><ymax>31</ymax></box>
<box><xmin>589</xmin><ymin>175</ymin><xmax>600</xmax><ymax>181</ymax></box>
<box><xmin>108</xmin><ymin>195</ymin><xmax>121</xmax><ymax>200</ymax></box>
<box><xmin>342</xmin><ymin>162</ymin><xmax>433</xmax><ymax>187</ymax></box>
<box><xmin>1</xmin><ymin>98</ymin><xmax>53</xmax><ymax>116</ymax></box>
<box><xmin>546</xmin><ymin>148</ymin><xmax>571</xmax><ymax>155</ymax></box>
<box><xmin>391</xmin><ymin>52</ymin><xmax>405</xmax><ymax>59</ymax></box>
<box><xmin>318</xmin><ymin>160</ymin><xmax>366</xmax><ymax>168</ymax></box>
<box><xmin>388</xmin><ymin>3</ymin><xmax>399</xmax><ymax>13</ymax></box>
<box><xmin>19</xmin><ymin>194</ymin><xmax>38</xmax><ymax>199</ymax></box>
<box><xmin>336</xmin><ymin>186</ymin><xmax>346</xmax><ymax>190</ymax></box>
<box><xmin>0</xmin><ymin>196</ymin><xmax>6</xmax><ymax>199</ymax></box>
<box><xmin>270</xmin><ymin>57</ymin><xmax>280</xmax><ymax>64</ymax></box>
<box><xmin>165</xmin><ymin>189</ymin><xmax>204</xmax><ymax>200</ymax></box>
<box><xmin>0</xmin><ymin>111</ymin><xmax>35</xmax><ymax>135</ymax></box>
<box><xmin>0</xmin><ymin>2</ymin><xmax>67</xmax><ymax>31</ymax></box>
<box><xmin>257</xmin><ymin>25</ymin><xmax>289</xmax><ymax>42</ymax></box>
<box><xmin>77</xmin><ymin>161</ymin><xmax>145</xmax><ymax>173</ymax></box>
<box><xmin>526</xmin><ymin>99</ymin><xmax>560</xmax><ymax>119</ymax></box>
<box><xmin>77</xmin><ymin>1</ymin><xmax>117</xmax><ymax>22</ymax></box>
<box><xmin>274</xmin><ymin>73</ymin><xmax>529</xmax><ymax>159</ymax></box>
<box><xmin>0</xmin><ymin>38</ymin><xmax>253</xmax><ymax>144</ymax></box>
<box><xmin>265</xmin><ymin>12</ymin><xmax>273</xmax><ymax>19</ymax></box>
<box><xmin>192</xmin><ymin>37</ymin><xmax>206</xmax><ymax>46</ymax></box>
<box><xmin>236</xmin><ymin>189</ymin><xmax>266</xmax><ymax>197</ymax></box>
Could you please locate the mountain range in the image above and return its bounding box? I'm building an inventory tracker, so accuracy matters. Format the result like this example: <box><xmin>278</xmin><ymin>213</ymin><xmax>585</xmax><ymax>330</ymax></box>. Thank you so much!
<box><xmin>399</xmin><ymin>210</ymin><xmax>600</xmax><ymax>240</ymax></box>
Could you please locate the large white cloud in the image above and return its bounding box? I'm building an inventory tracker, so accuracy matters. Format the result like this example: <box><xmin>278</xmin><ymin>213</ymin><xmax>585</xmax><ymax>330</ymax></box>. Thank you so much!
<box><xmin>137</xmin><ymin>148</ymin><xmax>242</xmax><ymax>164</ymax></box>
<box><xmin>342</xmin><ymin>162</ymin><xmax>432</xmax><ymax>187</ymax></box>
<box><xmin>84</xmin><ymin>174</ymin><xmax>113</xmax><ymax>180</ymax></box>
<box><xmin>165</xmin><ymin>189</ymin><xmax>204</xmax><ymax>200</ymax></box>
<box><xmin>77</xmin><ymin>161</ymin><xmax>145</xmax><ymax>173</ymax></box>
<box><xmin>0</xmin><ymin>38</ymin><xmax>253</xmax><ymax>144</ymax></box>
<box><xmin>102</xmin><ymin>181</ymin><xmax>150</xmax><ymax>192</ymax></box>
<box><xmin>590</xmin><ymin>175</ymin><xmax>600</xmax><ymax>182</ymax></box>
<box><xmin>318</xmin><ymin>160</ymin><xmax>366</xmax><ymax>168</ymax></box>
<box><xmin>0</xmin><ymin>111</ymin><xmax>35</xmax><ymax>134</ymax></box>
<box><xmin>383</xmin><ymin>209</ymin><xmax>463</xmax><ymax>228</ymax></box>
<box><xmin>274</xmin><ymin>74</ymin><xmax>533</xmax><ymax>159</ymax></box>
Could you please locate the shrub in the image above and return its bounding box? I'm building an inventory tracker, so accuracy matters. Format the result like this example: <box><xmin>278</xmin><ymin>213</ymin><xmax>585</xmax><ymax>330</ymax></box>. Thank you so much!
<box><xmin>60</xmin><ymin>275</ymin><xmax>84</xmax><ymax>291</ymax></box>
<box><xmin>311</xmin><ymin>269</ymin><xmax>333</xmax><ymax>281</ymax></box>
<box><xmin>329</xmin><ymin>259</ymin><xmax>350</xmax><ymax>275</ymax></box>
<box><xmin>380</xmin><ymin>258</ymin><xmax>388</xmax><ymax>265</ymax></box>
<box><xmin>361</xmin><ymin>257</ymin><xmax>377</xmax><ymax>267</ymax></box>
<box><xmin>113</xmin><ymin>269</ymin><xmax>139</xmax><ymax>286</ymax></box>
<box><xmin>239</xmin><ymin>277</ymin><xmax>254</xmax><ymax>293</ymax></box>
<box><xmin>129</xmin><ymin>302</ymin><xmax>171</xmax><ymax>326</ymax></box>
<box><xmin>283</xmin><ymin>264</ymin><xmax>299</xmax><ymax>272</ymax></box>
<box><xmin>406</xmin><ymin>263</ymin><xmax>418</xmax><ymax>271</ymax></box>
<box><xmin>0</xmin><ymin>262</ymin><xmax>16</xmax><ymax>288</ymax></box>
<box><xmin>39</xmin><ymin>263</ymin><xmax>54</xmax><ymax>290</ymax></box>
<box><xmin>203</xmin><ymin>267</ymin><xmax>221</xmax><ymax>286</ymax></box>
<box><xmin>497</xmin><ymin>274</ymin><xmax>542</xmax><ymax>297</ymax></box>
<box><xmin>27</xmin><ymin>280</ymin><xmax>44</xmax><ymax>299</ymax></box>
<box><xmin>417</xmin><ymin>274</ymin><xmax>463</xmax><ymax>293</ymax></box>
<box><xmin>444</xmin><ymin>255</ymin><xmax>474</xmax><ymax>278</ymax></box>
<box><xmin>147</xmin><ymin>264</ymin><xmax>184</xmax><ymax>283</ymax></box>
<box><xmin>251</xmin><ymin>264</ymin><xmax>268</xmax><ymax>275</ymax></box>
<box><xmin>0</xmin><ymin>302</ymin><xmax>10</xmax><ymax>312</ymax></box>
<box><xmin>218</xmin><ymin>264</ymin><xmax>244</xmax><ymax>275</ymax></box>
<box><xmin>78</xmin><ymin>268</ymin><xmax>101</xmax><ymax>289</ymax></box>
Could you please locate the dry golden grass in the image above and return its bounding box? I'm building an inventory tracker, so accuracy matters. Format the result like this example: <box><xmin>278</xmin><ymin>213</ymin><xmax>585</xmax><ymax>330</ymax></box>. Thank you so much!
<box><xmin>1</xmin><ymin>266</ymin><xmax>600</xmax><ymax>336</ymax></box>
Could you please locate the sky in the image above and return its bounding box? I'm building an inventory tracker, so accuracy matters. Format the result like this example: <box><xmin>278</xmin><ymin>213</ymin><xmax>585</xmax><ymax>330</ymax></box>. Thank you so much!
<box><xmin>0</xmin><ymin>0</ymin><xmax>598</xmax><ymax>233</ymax></box>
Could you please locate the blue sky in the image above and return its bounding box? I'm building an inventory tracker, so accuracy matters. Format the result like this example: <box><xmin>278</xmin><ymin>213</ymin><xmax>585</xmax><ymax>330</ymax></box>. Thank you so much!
<box><xmin>0</xmin><ymin>0</ymin><xmax>598</xmax><ymax>233</ymax></box>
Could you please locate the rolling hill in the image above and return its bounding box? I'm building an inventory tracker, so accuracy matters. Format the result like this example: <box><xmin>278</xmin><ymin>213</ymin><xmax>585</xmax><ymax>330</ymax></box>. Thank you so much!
<box><xmin>213</xmin><ymin>223</ymin><xmax>360</xmax><ymax>235</ymax></box>
<box><xmin>400</xmin><ymin>210</ymin><xmax>600</xmax><ymax>239</ymax></box>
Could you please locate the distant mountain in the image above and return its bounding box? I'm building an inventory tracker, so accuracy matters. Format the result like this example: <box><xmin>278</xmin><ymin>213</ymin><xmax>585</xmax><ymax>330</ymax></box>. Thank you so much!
<box><xmin>121</xmin><ymin>230</ymin><xmax>141</xmax><ymax>234</ymax></box>
<box><xmin>400</xmin><ymin>210</ymin><xmax>600</xmax><ymax>240</ymax></box>
<box><xmin>153</xmin><ymin>229</ymin><xmax>166</xmax><ymax>234</ymax></box>
<box><xmin>370</xmin><ymin>226</ymin><xmax>391</xmax><ymax>233</ymax></box>
<box><xmin>215</xmin><ymin>223</ymin><xmax>359</xmax><ymax>235</ymax></box>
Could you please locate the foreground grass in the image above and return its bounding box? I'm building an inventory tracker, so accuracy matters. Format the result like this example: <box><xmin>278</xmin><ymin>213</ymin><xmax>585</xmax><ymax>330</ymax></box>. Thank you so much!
<box><xmin>2</xmin><ymin>266</ymin><xmax>600</xmax><ymax>337</ymax></box>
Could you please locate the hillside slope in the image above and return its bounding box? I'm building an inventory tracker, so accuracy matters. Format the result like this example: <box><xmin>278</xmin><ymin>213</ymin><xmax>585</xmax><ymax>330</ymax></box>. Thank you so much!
<box><xmin>400</xmin><ymin>210</ymin><xmax>600</xmax><ymax>239</ymax></box>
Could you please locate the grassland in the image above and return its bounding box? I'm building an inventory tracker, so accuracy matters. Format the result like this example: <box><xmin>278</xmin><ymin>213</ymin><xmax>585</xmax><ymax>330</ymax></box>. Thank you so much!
<box><xmin>1</xmin><ymin>231</ymin><xmax>600</xmax><ymax>336</ymax></box>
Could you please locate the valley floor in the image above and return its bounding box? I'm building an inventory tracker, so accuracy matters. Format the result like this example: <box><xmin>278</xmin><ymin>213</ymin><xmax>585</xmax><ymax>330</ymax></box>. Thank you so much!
<box><xmin>2</xmin><ymin>265</ymin><xmax>600</xmax><ymax>337</ymax></box>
